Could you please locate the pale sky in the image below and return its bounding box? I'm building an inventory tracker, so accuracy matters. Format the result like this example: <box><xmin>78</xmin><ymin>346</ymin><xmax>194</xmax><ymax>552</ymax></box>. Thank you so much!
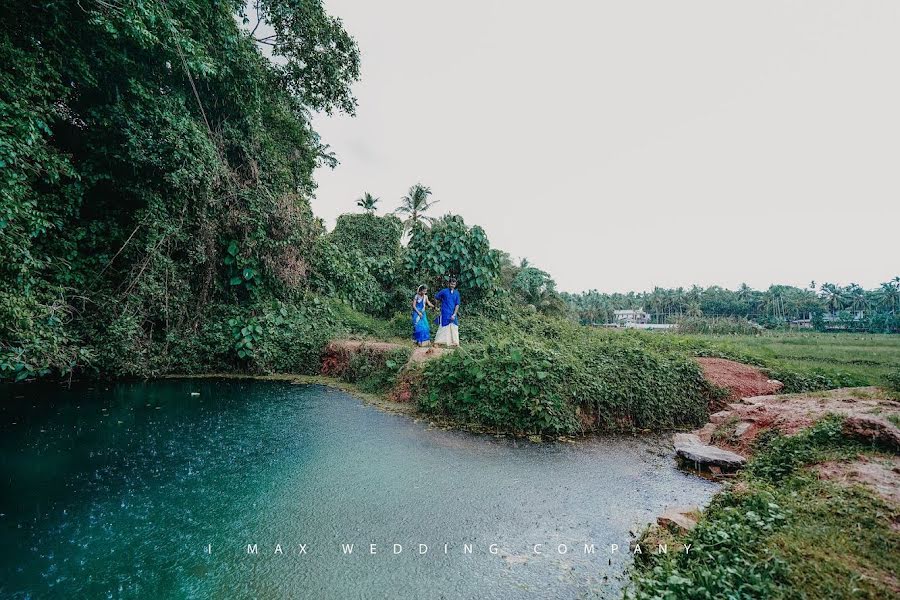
<box><xmin>305</xmin><ymin>0</ymin><xmax>899</xmax><ymax>293</ymax></box>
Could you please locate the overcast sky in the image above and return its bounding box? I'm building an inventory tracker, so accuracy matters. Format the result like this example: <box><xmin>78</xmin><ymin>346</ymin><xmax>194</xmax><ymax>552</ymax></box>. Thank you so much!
<box><xmin>306</xmin><ymin>0</ymin><xmax>899</xmax><ymax>293</ymax></box>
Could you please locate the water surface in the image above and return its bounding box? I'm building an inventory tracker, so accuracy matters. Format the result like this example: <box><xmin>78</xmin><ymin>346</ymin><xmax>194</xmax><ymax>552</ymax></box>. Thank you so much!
<box><xmin>0</xmin><ymin>380</ymin><xmax>718</xmax><ymax>598</ymax></box>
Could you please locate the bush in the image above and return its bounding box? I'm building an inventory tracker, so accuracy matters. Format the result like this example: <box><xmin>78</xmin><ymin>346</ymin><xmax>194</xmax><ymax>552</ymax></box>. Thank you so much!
<box><xmin>419</xmin><ymin>301</ymin><xmax>713</xmax><ymax>435</ymax></box>
<box><xmin>308</xmin><ymin>237</ymin><xmax>387</xmax><ymax>314</ymax></box>
<box><xmin>676</xmin><ymin>316</ymin><xmax>763</xmax><ymax>335</ymax></box>
<box><xmin>330</xmin><ymin>213</ymin><xmax>403</xmax><ymax>260</ymax></box>
<box><xmin>885</xmin><ymin>370</ymin><xmax>900</xmax><ymax>393</ymax></box>
<box><xmin>422</xmin><ymin>339</ymin><xmax>580</xmax><ymax>435</ymax></box>
<box><xmin>338</xmin><ymin>346</ymin><xmax>411</xmax><ymax>393</ymax></box>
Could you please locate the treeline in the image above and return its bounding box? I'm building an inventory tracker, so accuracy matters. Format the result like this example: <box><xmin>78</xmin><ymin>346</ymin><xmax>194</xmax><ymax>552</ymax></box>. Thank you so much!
<box><xmin>0</xmin><ymin>0</ymin><xmax>564</xmax><ymax>382</ymax></box>
<box><xmin>563</xmin><ymin>280</ymin><xmax>900</xmax><ymax>332</ymax></box>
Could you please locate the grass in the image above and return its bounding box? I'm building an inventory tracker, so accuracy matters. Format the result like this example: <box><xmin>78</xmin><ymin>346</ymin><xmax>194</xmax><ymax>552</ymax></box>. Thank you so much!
<box><xmin>656</xmin><ymin>331</ymin><xmax>900</xmax><ymax>390</ymax></box>
<box><xmin>629</xmin><ymin>418</ymin><xmax>900</xmax><ymax>600</ymax></box>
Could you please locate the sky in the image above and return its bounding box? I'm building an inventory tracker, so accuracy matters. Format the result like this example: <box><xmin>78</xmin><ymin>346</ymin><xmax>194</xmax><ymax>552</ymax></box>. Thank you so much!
<box><xmin>302</xmin><ymin>0</ymin><xmax>899</xmax><ymax>293</ymax></box>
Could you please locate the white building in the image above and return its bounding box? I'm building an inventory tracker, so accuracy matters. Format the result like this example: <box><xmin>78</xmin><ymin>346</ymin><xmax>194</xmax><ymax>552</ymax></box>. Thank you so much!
<box><xmin>612</xmin><ymin>309</ymin><xmax>650</xmax><ymax>325</ymax></box>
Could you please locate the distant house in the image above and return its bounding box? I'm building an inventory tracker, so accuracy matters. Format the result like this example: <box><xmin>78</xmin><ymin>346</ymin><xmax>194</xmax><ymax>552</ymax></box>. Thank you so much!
<box><xmin>613</xmin><ymin>309</ymin><xmax>650</xmax><ymax>325</ymax></box>
<box><xmin>790</xmin><ymin>311</ymin><xmax>865</xmax><ymax>330</ymax></box>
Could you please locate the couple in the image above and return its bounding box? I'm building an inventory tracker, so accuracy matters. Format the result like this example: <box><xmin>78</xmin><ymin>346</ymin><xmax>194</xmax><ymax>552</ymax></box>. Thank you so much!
<box><xmin>411</xmin><ymin>277</ymin><xmax>460</xmax><ymax>347</ymax></box>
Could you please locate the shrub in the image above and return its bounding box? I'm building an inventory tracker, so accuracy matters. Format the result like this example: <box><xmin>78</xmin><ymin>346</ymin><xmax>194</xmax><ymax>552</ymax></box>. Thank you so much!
<box><xmin>419</xmin><ymin>304</ymin><xmax>713</xmax><ymax>436</ymax></box>
<box><xmin>330</xmin><ymin>213</ymin><xmax>403</xmax><ymax>260</ymax></box>
<box><xmin>676</xmin><ymin>316</ymin><xmax>763</xmax><ymax>335</ymax></box>
<box><xmin>885</xmin><ymin>370</ymin><xmax>900</xmax><ymax>393</ymax></box>
<box><xmin>308</xmin><ymin>237</ymin><xmax>387</xmax><ymax>314</ymax></box>
<box><xmin>422</xmin><ymin>339</ymin><xmax>580</xmax><ymax>435</ymax></box>
<box><xmin>339</xmin><ymin>346</ymin><xmax>411</xmax><ymax>393</ymax></box>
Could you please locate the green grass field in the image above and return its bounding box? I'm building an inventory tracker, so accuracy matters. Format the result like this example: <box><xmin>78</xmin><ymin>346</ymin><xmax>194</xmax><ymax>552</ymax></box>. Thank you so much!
<box><xmin>656</xmin><ymin>331</ymin><xmax>900</xmax><ymax>391</ymax></box>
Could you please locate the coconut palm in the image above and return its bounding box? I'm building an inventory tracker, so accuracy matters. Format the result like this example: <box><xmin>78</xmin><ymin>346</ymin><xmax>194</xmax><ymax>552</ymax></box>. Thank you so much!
<box><xmin>356</xmin><ymin>192</ymin><xmax>379</xmax><ymax>214</ymax></box>
<box><xmin>879</xmin><ymin>278</ymin><xmax>900</xmax><ymax>314</ymax></box>
<box><xmin>845</xmin><ymin>283</ymin><xmax>868</xmax><ymax>312</ymax></box>
<box><xmin>819</xmin><ymin>283</ymin><xmax>845</xmax><ymax>315</ymax></box>
<box><xmin>395</xmin><ymin>183</ymin><xmax>438</xmax><ymax>232</ymax></box>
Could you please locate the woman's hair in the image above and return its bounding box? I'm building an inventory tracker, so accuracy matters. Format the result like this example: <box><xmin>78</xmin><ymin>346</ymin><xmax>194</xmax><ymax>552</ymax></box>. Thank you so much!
<box><xmin>417</xmin><ymin>284</ymin><xmax>427</xmax><ymax>293</ymax></box>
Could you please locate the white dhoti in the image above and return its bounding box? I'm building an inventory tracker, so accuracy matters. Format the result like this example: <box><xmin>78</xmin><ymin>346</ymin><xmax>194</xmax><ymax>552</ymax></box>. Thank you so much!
<box><xmin>434</xmin><ymin>323</ymin><xmax>459</xmax><ymax>346</ymax></box>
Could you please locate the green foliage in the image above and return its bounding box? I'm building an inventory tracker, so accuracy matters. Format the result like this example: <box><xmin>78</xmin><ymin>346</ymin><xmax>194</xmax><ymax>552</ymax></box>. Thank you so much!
<box><xmin>747</xmin><ymin>416</ymin><xmax>894</xmax><ymax>481</ymax></box>
<box><xmin>507</xmin><ymin>259</ymin><xmax>567</xmax><ymax>316</ymax></box>
<box><xmin>395</xmin><ymin>183</ymin><xmax>438</xmax><ymax>232</ymax></box>
<box><xmin>633</xmin><ymin>331</ymin><xmax>899</xmax><ymax>392</ymax></box>
<box><xmin>419</xmin><ymin>298</ymin><xmax>712</xmax><ymax>435</ymax></box>
<box><xmin>885</xmin><ymin>370</ymin><xmax>900</xmax><ymax>393</ymax></box>
<box><xmin>630</xmin><ymin>417</ymin><xmax>899</xmax><ymax>600</ymax></box>
<box><xmin>229</xmin><ymin>316</ymin><xmax>263</xmax><ymax>360</ymax></box>
<box><xmin>675</xmin><ymin>316</ymin><xmax>762</xmax><ymax>335</ymax></box>
<box><xmin>630</xmin><ymin>487</ymin><xmax>790</xmax><ymax>599</ymax></box>
<box><xmin>422</xmin><ymin>339</ymin><xmax>580</xmax><ymax>435</ymax></box>
<box><xmin>243</xmin><ymin>0</ymin><xmax>360</xmax><ymax>115</ymax></box>
<box><xmin>0</xmin><ymin>0</ymin><xmax>358</xmax><ymax>380</ymax></box>
<box><xmin>565</xmin><ymin>280</ymin><xmax>900</xmax><ymax>332</ymax></box>
<box><xmin>0</xmin><ymin>289</ymin><xmax>91</xmax><ymax>381</ymax></box>
<box><xmin>354</xmin><ymin>192</ymin><xmax>379</xmax><ymax>213</ymax></box>
<box><xmin>308</xmin><ymin>237</ymin><xmax>386</xmax><ymax>314</ymax></box>
<box><xmin>405</xmin><ymin>214</ymin><xmax>501</xmax><ymax>301</ymax></box>
<box><xmin>224</xmin><ymin>240</ymin><xmax>260</xmax><ymax>295</ymax></box>
<box><xmin>330</xmin><ymin>213</ymin><xmax>403</xmax><ymax>260</ymax></box>
<box><xmin>338</xmin><ymin>347</ymin><xmax>411</xmax><ymax>393</ymax></box>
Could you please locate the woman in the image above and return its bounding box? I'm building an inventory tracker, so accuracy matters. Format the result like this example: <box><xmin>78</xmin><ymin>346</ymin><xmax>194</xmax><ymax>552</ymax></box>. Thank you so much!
<box><xmin>433</xmin><ymin>277</ymin><xmax>461</xmax><ymax>347</ymax></box>
<box><xmin>411</xmin><ymin>285</ymin><xmax>435</xmax><ymax>346</ymax></box>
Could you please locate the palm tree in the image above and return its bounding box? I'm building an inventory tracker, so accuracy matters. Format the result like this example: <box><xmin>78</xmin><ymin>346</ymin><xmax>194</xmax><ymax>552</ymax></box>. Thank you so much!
<box><xmin>819</xmin><ymin>283</ymin><xmax>845</xmax><ymax>315</ymax></box>
<box><xmin>879</xmin><ymin>278</ymin><xmax>900</xmax><ymax>314</ymax></box>
<box><xmin>395</xmin><ymin>183</ymin><xmax>438</xmax><ymax>232</ymax></box>
<box><xmin>845</xmin><ymin>283</ymin><xmax>868</xmax><ymax>313</ymax></box>
<box><xmin>356</xmin><ymin>192</ymin><xmax>379</xmax><ymax>214</ymax></box>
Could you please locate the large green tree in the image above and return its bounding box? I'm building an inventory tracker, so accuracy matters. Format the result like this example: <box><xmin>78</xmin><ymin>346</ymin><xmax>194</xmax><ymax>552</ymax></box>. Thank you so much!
<box><xmin>0</xmin><ymin>0</ymin><xmax>359</xmax><ymax>379</ymax></box>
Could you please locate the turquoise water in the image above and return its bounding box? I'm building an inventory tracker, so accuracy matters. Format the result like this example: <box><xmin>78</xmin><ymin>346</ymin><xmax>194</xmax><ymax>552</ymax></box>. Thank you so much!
<box><xmin>0</xmin><ymin>381</ymin><xmax>718</xmax><ymax>598</ymax></box>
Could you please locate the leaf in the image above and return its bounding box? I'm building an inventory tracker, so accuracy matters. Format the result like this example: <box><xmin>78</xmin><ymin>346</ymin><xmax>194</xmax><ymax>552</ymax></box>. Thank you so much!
<box><xmin>230</xmin><ymin>276</ymin><xmax>243</xmax><ymax>286</ymax></box>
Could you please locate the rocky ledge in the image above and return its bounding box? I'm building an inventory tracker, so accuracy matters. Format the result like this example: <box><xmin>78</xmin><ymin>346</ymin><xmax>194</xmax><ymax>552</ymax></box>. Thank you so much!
<box><xmin>673</xmin><ymin>433</ymin><xmax>747</xmax><ymax>471</ymax></box>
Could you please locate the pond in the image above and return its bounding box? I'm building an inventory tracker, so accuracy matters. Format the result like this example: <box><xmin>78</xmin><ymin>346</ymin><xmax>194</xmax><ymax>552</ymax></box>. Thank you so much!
<box><xmin>0</xmin><ymin>380</ymin><xmax>718</xmax><ymax>598</ymax></box>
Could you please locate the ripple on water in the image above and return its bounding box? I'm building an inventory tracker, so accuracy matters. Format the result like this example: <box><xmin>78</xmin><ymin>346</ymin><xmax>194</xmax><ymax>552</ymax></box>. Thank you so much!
<box><xmin>0</xmin><ymin>380</ymin><xmax>718</xmax><ymax>598</ymax></box>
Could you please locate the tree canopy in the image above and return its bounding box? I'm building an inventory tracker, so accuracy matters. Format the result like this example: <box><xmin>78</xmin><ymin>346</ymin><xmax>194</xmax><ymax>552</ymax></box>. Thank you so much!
<box><xmin>0</xmin><ymin>0</ymin><xmax>359</xmax><ymax>379</ymax></box>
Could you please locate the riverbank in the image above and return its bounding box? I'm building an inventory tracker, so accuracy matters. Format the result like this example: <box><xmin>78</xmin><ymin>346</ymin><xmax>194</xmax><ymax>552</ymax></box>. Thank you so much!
<box><xmin>629</xmin><ymin>386</ymin><xmax>900</xmax><ymax>599</ymax></box>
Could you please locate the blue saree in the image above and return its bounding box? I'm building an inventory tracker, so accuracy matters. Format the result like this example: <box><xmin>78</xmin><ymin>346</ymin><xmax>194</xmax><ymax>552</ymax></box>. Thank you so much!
<box><xmin>412</xmin><ymin>296</ymin><xmax>430</xmax><ymax>343</ymax></box>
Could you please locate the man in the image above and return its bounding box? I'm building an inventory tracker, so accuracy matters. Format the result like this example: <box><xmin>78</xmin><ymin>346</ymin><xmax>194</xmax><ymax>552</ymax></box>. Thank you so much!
<box><xmin>434</xmin><ymin>277</ymin><xmax>461</xmax><ymax>347</ymax></box>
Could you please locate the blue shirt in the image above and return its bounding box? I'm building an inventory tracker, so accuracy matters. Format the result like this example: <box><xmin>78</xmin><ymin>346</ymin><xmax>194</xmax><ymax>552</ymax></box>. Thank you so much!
<box><xmin>435</xmin><ymin>288</ymin><xmax>460</xmax><ymax>326</ymax></box>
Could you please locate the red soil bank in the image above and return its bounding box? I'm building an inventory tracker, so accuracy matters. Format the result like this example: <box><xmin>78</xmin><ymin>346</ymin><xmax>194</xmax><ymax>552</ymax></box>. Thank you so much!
<box><xmin>696</xmin><ymin>357</ymin><xmax>783</xmax><ymax>401</ymax></box>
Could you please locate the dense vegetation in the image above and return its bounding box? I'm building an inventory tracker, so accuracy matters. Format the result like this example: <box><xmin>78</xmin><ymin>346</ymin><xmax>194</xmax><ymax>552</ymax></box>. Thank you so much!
<box><xmin>565</xmin><ymin>280</ymin><xmax>900</xmax><ymax>332</ymax></box>
<box><xmin>629</xmin><ymin>417</ymin><xmax>900</xmax><ymax>599</ymax></box>
<box><xmin>420</xmin><ymin>304</ymin><xmax>715</xmax><ymax>435</ymax></box>
<box><xmin>1</xmin><ymin>0</ymin><xmax>363</xmax><ymax>380</ymax></box>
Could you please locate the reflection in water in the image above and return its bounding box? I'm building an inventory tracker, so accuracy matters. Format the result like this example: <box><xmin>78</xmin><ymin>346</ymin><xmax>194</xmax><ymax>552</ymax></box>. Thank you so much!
<box><xmin>0</xmin><ymin>381</ymin><xmax>718</xmax><ymax>598</ymax></box>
